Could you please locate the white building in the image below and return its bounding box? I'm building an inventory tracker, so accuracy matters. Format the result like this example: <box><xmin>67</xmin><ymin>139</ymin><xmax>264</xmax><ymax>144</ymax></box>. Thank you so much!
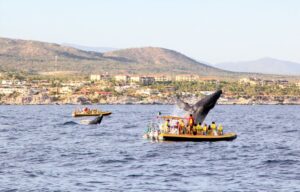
<box><xmin>114</xmin><ymin>75</ymin><xmax>130</xmax><ymax>82</ymax></box>
<box><xmin>0</xmin><ymin>86</ymin><xmax>27</xmax><ymax>95</ymax></box>
<box><xmin>90</xmin><ymin>74</ymin><xmax>101</xmax><ymax>81</ymax></box>
<box><xmin>90</xmin><ymin>74</ymin><xmax>111</xmax><ymax>81</ymax></box>
<box><xmin>140</xmin><ymin>77</ymin><xmax>155</xmax><ymax>85</ymax></box>
<box><xmin>239</xmin><ymin>78</ymin><xmax>258</xmax><ymax>86</ymax></box>
<box><xmin>130</xmin><ymin>76</ymin><xmax>141</xmax><ymax>83</ymax></box>
<box><xmin>175</xmin><ymin>75</ymin><xmax>199</xmax><ymax>82</ymax></box>
<box><xmin>154</xmin><ymin>75</ymin><xmax>173</xmax><ymax>82</ymax></box>
<box><xmin>1</xmin><ymin>80</ymin><xmax>27</xmax><ymax>86</ymax></box>
<box><xmin>60</xmin><ymin>86</ymin><xmax>75</xmax><ymax>94</ymax></box>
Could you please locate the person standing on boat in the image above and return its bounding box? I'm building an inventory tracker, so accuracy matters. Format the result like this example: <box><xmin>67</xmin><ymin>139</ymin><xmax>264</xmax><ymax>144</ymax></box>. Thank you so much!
<box><xmin>179</xmin><ymin>119</ymin><xmax>185</xmax><ymax>135</ymax></box>
<box><xmin>187</xmin><ymin>114</ymin><xmax>194</xmax><ymax>134</ymax></box>
<box><xmin>217</xmin><ymin>124</ymin><xmax>223</xmax><ymax>135</ymax></box>
<box><xmin>163</xmin><ymin>119</ymin><xmax>170</xmax><ymax>133</ymax></box>
<box><xmin>196</xmin><ymin>122</ymin><xmax>202</xmax><ymax>135</ymax></box>
<box><xmin>211</xmin><ymin>122</ymin><xmax>217</xmax><ymax>135</ymax></box>
<box><xmin>207</xmin><ymin>125</ymin><xmax>212</xmax><ymax>135</ymax></box>
<box><xmin>192</xmin><ymin>124</ymin><xmax>197</xmax><ymax>135</ymax></box>
<box><xmin>203</xmin><ymin>124</ymin><xmax>208</xmax><ymax>135</ymax></box>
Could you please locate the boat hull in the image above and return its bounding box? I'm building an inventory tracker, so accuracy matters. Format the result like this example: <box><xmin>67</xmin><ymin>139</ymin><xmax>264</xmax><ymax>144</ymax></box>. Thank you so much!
<box><xmin>160</xmin><ymin>132</ymin><xmax>237</xmax><ymax>142</ymax></box>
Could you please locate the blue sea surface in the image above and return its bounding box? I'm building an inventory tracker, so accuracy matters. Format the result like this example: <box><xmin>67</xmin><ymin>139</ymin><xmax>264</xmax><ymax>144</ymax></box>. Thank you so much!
<box><xmin>0</xmin><ymin>105</ymin><xmax>299</xmax><ymax>191</ymax></box>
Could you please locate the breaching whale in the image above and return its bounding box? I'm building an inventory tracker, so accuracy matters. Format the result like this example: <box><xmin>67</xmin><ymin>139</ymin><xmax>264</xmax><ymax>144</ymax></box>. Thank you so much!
<box><xmin>176</xmin><ymin>90</ymin><xmax>222</xmax><ymax>124</ymax></box>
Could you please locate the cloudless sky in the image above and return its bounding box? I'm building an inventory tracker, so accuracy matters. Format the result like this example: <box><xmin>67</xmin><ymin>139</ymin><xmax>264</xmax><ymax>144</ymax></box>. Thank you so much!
<box><xmin>0</xmin><ymin>0</ymin><xmax>300</xmax><ymax>64</ymax></box>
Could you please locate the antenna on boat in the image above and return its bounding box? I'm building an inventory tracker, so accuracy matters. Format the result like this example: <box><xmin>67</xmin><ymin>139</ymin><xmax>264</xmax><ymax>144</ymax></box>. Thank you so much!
<box><xmin>55</xmin><ymin>55</ymin><xmax>58</xmax><ymax>97</ymax></box>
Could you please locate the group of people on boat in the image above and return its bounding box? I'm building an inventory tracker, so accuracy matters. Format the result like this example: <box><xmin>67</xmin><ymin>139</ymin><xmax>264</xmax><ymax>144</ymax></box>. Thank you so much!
<box><xmin>162</xmin><ymin>114</ymin><xmax>223</xmax><ymax>136</ymax></box>
<box><xmin>79</xmin><ymin>107</ymin><xmax>100</xmax><ymax>114</ymax></box>
<box><xmin>83</xmin><ymin>107</ymin><xmax>90</xmax><ymax>112</ymax></box>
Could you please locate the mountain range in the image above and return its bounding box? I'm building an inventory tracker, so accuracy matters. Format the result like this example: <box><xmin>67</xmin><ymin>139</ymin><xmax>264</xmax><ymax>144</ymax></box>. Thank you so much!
<box><xmin>0</xmin><ymin>37</ymin><xmax>299</xmax><ymax>78</ymax></box>
<box><xmin>215</xmin><ymin>57</ymin><xmax>300</xmax><ymax>75</ymax></box>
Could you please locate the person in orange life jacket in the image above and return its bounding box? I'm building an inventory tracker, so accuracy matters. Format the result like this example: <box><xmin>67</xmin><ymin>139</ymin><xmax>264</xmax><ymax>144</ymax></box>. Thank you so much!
<box><xmin>187</xmin><ymin>114</ymin><xmax>194</xmax><ymax>134</ymax></box>
<box><xmin>83</xmin><ymin>107</ymin><xmax>89</xmax><ymax>112</ymax></box>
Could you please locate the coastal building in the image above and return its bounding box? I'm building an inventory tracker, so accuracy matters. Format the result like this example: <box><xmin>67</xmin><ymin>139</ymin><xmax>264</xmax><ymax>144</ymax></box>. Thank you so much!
<box><xmin>261</xmin><ymin>80</ymin><xmax>275</xmax><ymax>86</ymax></box>
<box><xmin>60</xmin><ymin>86</ymin><xmax>74</xmax><ymax>94</ymax></box>
<box><xmin>0</xmin><ymin>86</ymin><xmax>27</xmax><ymax>95</ymax></box>
<box><xmin>130</xmin><ymin>76</ymin><xmax>141</xmax><ymax>83</ymax></box>
<box><xmin>276</xmin><ymin>79</ymin><xmax>289</xmax><ymax>85</ymax></box>
<box><xmin>61</xmin><ymin>81</ymin><xmax>85</xmax><ymax>87</ymax></box>
<box><xmin>130</xmin><ymin>76</ymin><xmax>155</xmax><ymax>85</ymax></box>
<box><xmin>1</xmin><ymin>80</ymin><xmax>13</xmax><ymax>85</ymax></box>
<box><xmin>90</xmin><ymin>74</ymin><xmax>111</xmax><ymax>81</ymax></box>
<box><xmin>140</xmin><ymin>77</ymin><xmax>155</xmax><ymax>85</ymax></box>
<box><xmin>114</xmin><ymin>75</ymin><xmax>130</xmax><ymax>83</ymax></box>
<box><xmin>90</xmin><ymin>74</ymin><xmax>101</xmax><ymax>81</ymax></box>
<box><xmin>239</xmin><ymin>78</ymin><xmax>258</xmax><ymax>86</ymax></box>
<box><xmin>154</xmin><ymin>75</ymin><xmax>173</xmax><ymax>82</ymax></box>
<box><xmin>175</xmin><ymin>74</ymin><xmax>199</xmax><ymax>82</ymax></box>
<box><xmin>1</xmin><ymin>80</ymin><xmax>27</xmax><ymax>85</ymax></box>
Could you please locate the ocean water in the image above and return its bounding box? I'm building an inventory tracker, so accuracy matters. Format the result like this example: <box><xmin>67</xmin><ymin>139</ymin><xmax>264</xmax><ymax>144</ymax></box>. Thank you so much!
<box><xmin>0</xmin><ymin>105</ymin><xmax>299</xmax><ymax>192</ymax></box>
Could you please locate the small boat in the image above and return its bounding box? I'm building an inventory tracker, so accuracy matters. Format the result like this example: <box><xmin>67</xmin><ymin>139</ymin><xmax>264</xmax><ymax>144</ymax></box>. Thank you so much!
<box><xmin>144</xmin><ymin>114</ymin><xmax>237</xmax><ymax>142</ymax></box>
<box><xmin>72</xmin><ymin>109</ymin><xmax>112</xmax><ymax>117</ymax></box>
<box><xmin>159</xmin><ymin>132</ymin><xmax>237</xmax><ymax>142</ymax></box>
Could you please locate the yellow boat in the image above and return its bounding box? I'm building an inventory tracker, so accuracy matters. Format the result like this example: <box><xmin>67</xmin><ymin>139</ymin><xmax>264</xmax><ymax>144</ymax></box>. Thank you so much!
<box><xmin>72</xmin><ymin>110</ymin><xmax>112</xmax><ymax>117</ymax></box>
<box><xmin>159</xmin><ymin>132</ymin><xmax>237</xmax><ymax>142</ymax></box>
<box><xmin>160</xmin><ymin>115</ymin><xmax>187</xmax><ymax>120</ymax></box>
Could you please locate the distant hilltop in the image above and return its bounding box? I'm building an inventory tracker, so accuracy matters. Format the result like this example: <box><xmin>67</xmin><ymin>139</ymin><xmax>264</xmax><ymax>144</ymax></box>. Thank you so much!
<box><xmin>0</xmin><ymin>37</ymin><xmax>234</xmax><ymax>77</ymax></box>
<box><xmin>215</xmin><ymin>57</ymin><xmax>300</xmax><ymax>75</ymax></box>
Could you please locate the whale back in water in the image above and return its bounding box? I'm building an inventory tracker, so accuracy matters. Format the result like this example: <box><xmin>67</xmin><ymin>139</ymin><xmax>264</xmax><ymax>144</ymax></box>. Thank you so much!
<box><xmin>176</xmin><ymin>90</ymin><xmax>222</xmax><ymax>124</ymax></box>
<box><xmin>63</xmin><ymin>121</ymin><xmax>78</xmax><ymax>125</ymax></box>
<box><xmin>87</xmin><ymin>115</ymin><xmax>103</xmax><ymax>124</ymax></box>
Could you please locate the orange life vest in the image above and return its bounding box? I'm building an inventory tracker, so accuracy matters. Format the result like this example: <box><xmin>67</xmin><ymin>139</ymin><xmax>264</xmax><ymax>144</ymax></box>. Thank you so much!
<box><xmin>188</xmin><ymin>117</ymin><xmax>194</xmax><ymax>126</ymax></box>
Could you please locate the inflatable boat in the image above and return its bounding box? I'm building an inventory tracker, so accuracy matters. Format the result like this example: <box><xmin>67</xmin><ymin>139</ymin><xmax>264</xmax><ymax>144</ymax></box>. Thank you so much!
<box><xmin>72</xmin><ymin>111</ymin><xmax>112</xmax><ymax>117</ymax></box>
<box><xmin>159</xmin><ymin>132</ymin><xmax>237</xmax><ymax>142</ymax></box>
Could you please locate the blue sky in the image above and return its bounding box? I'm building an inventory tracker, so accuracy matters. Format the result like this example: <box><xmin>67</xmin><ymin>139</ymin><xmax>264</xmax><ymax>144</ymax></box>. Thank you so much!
<box><xmin>0</xmin><ymin>0</ymin><xmax>300</xmax><ymax>64</ymax></box>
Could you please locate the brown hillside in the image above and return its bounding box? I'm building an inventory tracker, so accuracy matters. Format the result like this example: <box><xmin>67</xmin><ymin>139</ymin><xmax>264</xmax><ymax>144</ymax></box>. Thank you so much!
<box><xmin>0</xmin><ymin>37</ymin><xmax>237</xmax><ymax>77</ymax></box>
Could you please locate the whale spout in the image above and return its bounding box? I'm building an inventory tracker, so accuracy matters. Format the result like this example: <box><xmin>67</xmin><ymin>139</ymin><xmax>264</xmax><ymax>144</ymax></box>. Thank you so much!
<box><xmin>176</xmin><ymin>90</ymin><xmax>222</xmax><ymax>124</ymax></box>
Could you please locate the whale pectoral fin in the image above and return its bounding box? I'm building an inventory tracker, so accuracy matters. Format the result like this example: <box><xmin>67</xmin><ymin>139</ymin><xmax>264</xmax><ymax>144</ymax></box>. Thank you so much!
<box><xmin>176</xmin><ymin>98</ymin><xmax>192</xmax><ymax>111</ymax></box>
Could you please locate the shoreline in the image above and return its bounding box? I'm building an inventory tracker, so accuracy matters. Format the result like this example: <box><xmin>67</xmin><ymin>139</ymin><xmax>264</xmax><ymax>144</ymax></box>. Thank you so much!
<box><xmin>1</xmin><ymin>102</ymin><xmax>299</xmax><ymax>106</ymax></box>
